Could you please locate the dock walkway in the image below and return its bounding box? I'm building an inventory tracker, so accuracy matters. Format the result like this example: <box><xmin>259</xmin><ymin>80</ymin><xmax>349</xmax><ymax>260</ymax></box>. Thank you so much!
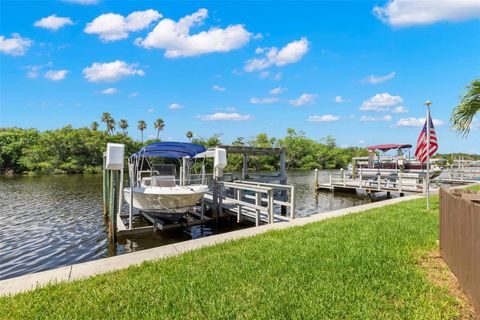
<box><xmin>316</xmin><ymin>170</ymin><xmax>429</xmax><ymax>195</ymax></box>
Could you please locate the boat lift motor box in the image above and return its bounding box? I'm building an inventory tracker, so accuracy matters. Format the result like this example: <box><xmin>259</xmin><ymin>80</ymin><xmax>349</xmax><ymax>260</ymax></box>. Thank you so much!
<box><xmin>106</xmin><ymin>143</ymin><xmax>125</xmax><ymax>170</ymax></box>
<box><xmin>214</xmin><ymin>148</ymin><xmax>227</xmax><ymax>178</ymax></box>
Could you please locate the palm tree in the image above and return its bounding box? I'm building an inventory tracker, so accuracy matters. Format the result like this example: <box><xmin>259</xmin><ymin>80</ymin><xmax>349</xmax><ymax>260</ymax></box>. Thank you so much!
<box><xmin>118</xmin><ymin>119</ymin><xmax>129</xmax><ymax>135</ymax></box>
<box><xmin>106</xmin><ymin>118</ymin><xmax>115</xmax><ymax>135</ymax></box>
<box><xmin>186</xmin><ymin>131</ymin><xmax>193</xmax><ymax>142</ymax></box>
<box><xmin>137</xmin><ymin>120</ymin><xmax>147</xmax><ymax>143</ymax></box>
<box><xmin>90</xmin><ymin>121</ymin><xmax>99</xmax><ymax>131</ymax></box>
<box><xmin>154</xmin><ymin>118</ymin><xmax>165</xmax><ymax>140</ymax></box>
<box><xmin>101</xmin><ymin>112</ymin><xmax>115</xmax><ymax>135</ymax></box>
<box><xmin>451</xmin><ymin>79</ymin><xmax>480</xmax><ymax>136</ymax></box>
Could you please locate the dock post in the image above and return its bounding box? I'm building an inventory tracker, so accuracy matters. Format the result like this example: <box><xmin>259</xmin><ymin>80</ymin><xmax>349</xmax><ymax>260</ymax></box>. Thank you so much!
<box><xmin>359</xmin><ymin>167</ymin><xmax>363</xmax><ymax>188</ymax></box>
<box><xmin>352</xmin><ymin>159</ymin><xmax>357</xmax><ymax>179</ymax></box>
<box><xmin>280</xmin><ymin>150</ymin><xmax>288</xmax><ymax>216</ymax></box>
<box><xmin>108</xmin><ymin>170</ymin><xmax>119</xmax><ymax>242</ymax></box>
<box><xmin>236</xmin><ymin>189</ymin><xmax>242</xmax><ymax>223</ymax></box>
<box><xmin>377</xmin><ymin>175</ymin><xmax>381</xmax><ymax>191</ymax></box>
<box><xmin>212</xmin><ymin>181</ymin><xmax>218</xmax><ymax>221</ymax></box>
<box><xmin>255</xmin><ymin>192</ymin><xmax>261</xmax><ymax>226</ymax></box>
<box><xmin>129</xmin><ymin>169</ymin><xmax>133</xmax><ymax>230</ymax></box>
<box><xmin>341</xmin><ymin>168</ymin><xmax>346</xmax><ymax>187</ymax></box>
<box><xmin>102</xmin><ymin>154</ymin><xmax>109</xmax><ymax>217</ymax></box>
<box><xmin>314</xmin><ymin>169</ymin><xmax>319</xmax><ymax>190</ymax></box>
<box><xmin>290</xmin><ymin>186</ymin><xmax>296</xmax><ymax>219</ymax></box>
<box><xmin>398</xmin><ymin>173</ymin><xmax>403</xmax><ymax>193</ymax></box>
<box><xmin>218</xmin><ymin>183</ymin><xmax>224</xmax><ymax>217</ymax></box>
<box><xmin>242</xmin><ymin>154</ymin><xmax>248</xmax><ymax>180</ymax></box>
<box><xmin>268</xmin><ymin>189</ymin><xmax>274</xmax><ymax>224</ymax></box>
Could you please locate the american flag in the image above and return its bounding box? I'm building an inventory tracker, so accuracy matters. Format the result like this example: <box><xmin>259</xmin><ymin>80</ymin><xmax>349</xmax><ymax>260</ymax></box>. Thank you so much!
<box><xmin>415</xmin><ymin>114</ymin><xmax>438</xmax><ymax>163</ymax></box>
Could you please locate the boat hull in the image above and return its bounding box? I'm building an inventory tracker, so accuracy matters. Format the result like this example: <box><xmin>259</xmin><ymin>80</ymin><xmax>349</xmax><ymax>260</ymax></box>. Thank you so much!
<box><xmin>123</xmin><ymin>185</ymin><xmax>209</xmax><ymax>214</ymax></box>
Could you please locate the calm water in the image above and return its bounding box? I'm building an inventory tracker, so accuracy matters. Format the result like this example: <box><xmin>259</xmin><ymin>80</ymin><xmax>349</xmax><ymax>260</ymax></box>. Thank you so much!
<box><xmin>0</xmin><ymin>171</ymin><xmax>372</xmax><ymax>280</ymax></box>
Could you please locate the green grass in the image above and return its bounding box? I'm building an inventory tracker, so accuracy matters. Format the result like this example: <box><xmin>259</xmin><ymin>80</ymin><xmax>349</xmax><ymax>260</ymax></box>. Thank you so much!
<box><xmin>467</xmin><ymin>184</ymin><xmax>480</xmax><ymax>191</ymax></box>
<box><xmin>0</xmin><ymin>197</ymin><xmax>462</xmax><ymax>319</ymax></box>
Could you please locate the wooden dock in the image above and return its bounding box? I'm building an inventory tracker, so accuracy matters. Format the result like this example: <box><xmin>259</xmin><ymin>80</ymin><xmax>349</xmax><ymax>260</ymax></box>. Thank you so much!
<box><xmin>316</xmin><ymin>169</ymin><xmax>430</xmax><ymax>195</ymax></box>
<box><xmin>203</xmin><ymin>180</ymin><xmax>295</xmax><ymax>226</ymax></box>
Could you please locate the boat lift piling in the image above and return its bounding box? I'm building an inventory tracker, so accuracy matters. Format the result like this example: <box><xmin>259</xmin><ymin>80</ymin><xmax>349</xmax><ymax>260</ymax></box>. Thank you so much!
<box><xmin>102</xmin><ymin>143</ymin><xmax>125</xmax><ymax>242</ymax></box>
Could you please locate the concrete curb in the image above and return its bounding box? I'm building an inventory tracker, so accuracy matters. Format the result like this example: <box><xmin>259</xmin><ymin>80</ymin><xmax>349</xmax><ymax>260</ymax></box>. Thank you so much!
<box><xmin>0</xmin><ymin>192</ymin><xmax>433</xmax><ymax>297</ymax></box>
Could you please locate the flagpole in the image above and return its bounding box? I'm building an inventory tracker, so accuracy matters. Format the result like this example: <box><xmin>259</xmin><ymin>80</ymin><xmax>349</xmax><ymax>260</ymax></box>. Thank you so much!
<box><xmin>425</xmin><ymin>100</ymin><xmax>432</xmax><ymax>210</ymax></box>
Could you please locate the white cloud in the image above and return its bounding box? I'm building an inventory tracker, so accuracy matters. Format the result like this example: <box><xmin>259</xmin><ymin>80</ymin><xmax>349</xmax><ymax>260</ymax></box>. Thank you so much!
<box><xmin>391</xmin><ymin>106</ymin><xmax>408</xmax><ymax>113</ymax></box>
<box><xmin>85</xmin><ymin>10</ymin><xmax>162</xmax><ymax>42</ymax></box>
<box><xmin>137</xmin><ymin>8</ymin><xmax>251</xmax><ymax>58</ymax></box>
<box><xmin>197</xmin><ymin>112</ymin><xmax>252</xmax><ymax>121</ymax></box>
<box><xmin>34</xmin><ymin>15</ymin><xmax>74</xmax><ymax>31</ymax></box>
<box><xmin>249</xmin><ymin>97</ymin><xmax>280</xmax><ymax>104</ymax></box>
<box><xmin>212</xmin><ymin>85</ymin><xmax>226</xmax><ymax>92</ymax></box>
<box><xmin>273</xmin><ymin>72</ymin><xmax>283</xmax><ymax>81</ymax></box>
<box><xmin>289</xmin><ymin>93</ymin><xmax>317</xmax><ymax>107</ymax></box>
<box><xmin>396</xmin><ymin>117</ymin><xmax>444</xmax><ymax>127</ymax></box>
<box><xmin>358</xmin><ymin>139</ymin><xmax>366</xmax><ymax>144</ymax></box>
<box><xmin>147</xmin><ymin>108</ymin><xmax>155</xmax><ymax>113</ymax></box>
<box><xmin>360</xmin><ymin>115</ymin><xmax>392</xmax><ymax>122</ymax></box>
<box><xmin>82</xmin><ymin>60</ymin><xmax>145</xmax><ymax>82</ymax></box>
<box><xmin>307</xmin><ymin>115</ymin><xmax>340</xmax><ymax>122</ymax></box>
<box><xmin>269</xmin><ymin>87</ymin><xmax>286</xmax><ymax>95</ymax></box>
<box><xmin>44</xmin><ymin>69</ymin><xmax>68</xmax><ymax>81</ymax></box>
<box><xmin>169</xmin><ymin>103</ymin><xmax>183</xmax><ymax>110</ymax></box>
<box><xmin>23</xmin><ymin>65</ymin><xmax>42</xmax><ymax>78</ymax></box>
<box><xmin>129</xmin><ymin>92</ymin><xmax>139</xmax><ymax>97</ymax></box>
<box><xmin>100</xmin><ymin>87</ymin><xmax>118</xmax><ymax>94</ymax></box>
<box><xmin>374</xmin><ymin>0</ymin><xmax>480</xmax><ymax>27</ymax></box>
<box><xmin>63</xmin><ymin>0</ymin><xmax>99</xmax><ymax>4</ymax></box>
<box><xmin>0</xmin><ymin>33</ymin><xmax>32</xmax><ymax>56</ymax></box>
<box><xmin>360</xmin><ymin>93</ymin><xmax>403</xmax><ymax>112</ymax></box>
<box><xmin>364</xmin><ymin>71</ymin><xmax>396</xmax><ymax>84</ymax></box>
<box><xmin>334</xmin><ymin>96</ymin><xmax>349</xmax><ymax>103</ymax></box>
<box><xmin>244</xmin><ymin>37</ymin><xmax>309</xmax><ymax>72</ymax></box>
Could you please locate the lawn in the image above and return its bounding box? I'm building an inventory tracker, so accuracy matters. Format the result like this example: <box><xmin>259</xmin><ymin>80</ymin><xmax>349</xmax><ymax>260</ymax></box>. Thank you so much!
<box><xmin>0</xmin><ymin>196</ymin><xmax>463</xmax><ymax>319</ymax></box>
<box><xmin>467</xmin><ymin>184</ymin><xmax>480</xmax><ymax>191</ymax></box>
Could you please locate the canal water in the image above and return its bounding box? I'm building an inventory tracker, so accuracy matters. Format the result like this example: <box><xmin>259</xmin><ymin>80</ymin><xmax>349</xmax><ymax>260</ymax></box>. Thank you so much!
<box><xmin>0</xmin><ymin>171</ymin><xmax>373</xmax><ymax>280</ymax></box>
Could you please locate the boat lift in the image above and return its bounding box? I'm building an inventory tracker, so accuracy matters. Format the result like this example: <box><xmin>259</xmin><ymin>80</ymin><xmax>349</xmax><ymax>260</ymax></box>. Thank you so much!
<box><xmin>102</xmin><ymin>143</ymin><xmax>296</xmax><ymax>241</ymax></box>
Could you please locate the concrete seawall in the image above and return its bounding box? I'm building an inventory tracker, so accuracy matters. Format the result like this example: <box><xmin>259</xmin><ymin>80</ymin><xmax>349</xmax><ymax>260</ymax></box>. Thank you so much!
<box><xmin>0</xmin><ymin>193</ymin><xmax>427</xmax><ymax>296</ymax></box>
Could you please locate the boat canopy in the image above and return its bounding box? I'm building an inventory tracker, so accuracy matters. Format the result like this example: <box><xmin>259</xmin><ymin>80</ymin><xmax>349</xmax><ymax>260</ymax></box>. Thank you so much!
<box><xmin>130</xmin><ymin>142</ymin><xmax>206</xmax><ymax>159</ymax></box>
<box><xmin>367</xmin><ymin>144</ymin><xmax>412</xmax><ymax>152</ymax></box>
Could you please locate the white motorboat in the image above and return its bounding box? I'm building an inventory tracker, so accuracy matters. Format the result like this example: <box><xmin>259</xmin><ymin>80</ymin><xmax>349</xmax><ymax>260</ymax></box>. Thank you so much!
<box><xmin>124</xmin><ymin>185</ymin><xmax>209</xmax><ymax>214</ymax></box>
<box><xmin>124</xmin><ymin>142</ymin><xmax>213</xmax><ymax>215</ymax></box>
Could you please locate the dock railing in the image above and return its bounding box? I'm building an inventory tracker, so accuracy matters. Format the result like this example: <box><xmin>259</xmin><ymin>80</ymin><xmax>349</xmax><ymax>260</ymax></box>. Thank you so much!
<box><xmin>216</xmin><ymin>180</ymin><xmax>295</xmax><ymax>226</ymax></box>
<box><xmin>327</xmin><ymin>169</ymin><xmax>427</xmax><ymax>194</ymax></box>
<box><xmin>236</xmin><ymin>180</ymin><xmax>295</xmax><ymax>219</ymax></box>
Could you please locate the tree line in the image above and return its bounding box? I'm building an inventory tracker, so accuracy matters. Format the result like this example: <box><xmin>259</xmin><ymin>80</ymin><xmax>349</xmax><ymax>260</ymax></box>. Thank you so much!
<box><xmin>0</xmin><ymin>114</ymin><xmax>369</xmax><ymax>174</ymax></box>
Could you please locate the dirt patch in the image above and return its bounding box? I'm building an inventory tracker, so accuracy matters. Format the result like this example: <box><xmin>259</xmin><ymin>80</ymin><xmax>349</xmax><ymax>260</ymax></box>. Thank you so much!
<box><xmin>420</xmin><ymin>250</ymin><xmax>478</xmax><ymax>319</ymax></box>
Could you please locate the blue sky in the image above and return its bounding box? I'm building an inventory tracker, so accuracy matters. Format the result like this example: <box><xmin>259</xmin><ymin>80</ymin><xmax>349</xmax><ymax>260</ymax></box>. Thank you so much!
<box><xmin>1</xmin><ymin>0</ymin><xmax>479</xmax><ymax>153</ymax></box>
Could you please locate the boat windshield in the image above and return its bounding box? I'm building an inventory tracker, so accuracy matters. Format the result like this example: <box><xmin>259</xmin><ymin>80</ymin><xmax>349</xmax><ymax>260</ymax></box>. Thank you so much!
<box><xmin>150</xmin><ymin>164</ymin><xmax>176</xmax><ymax>177</ymax></box>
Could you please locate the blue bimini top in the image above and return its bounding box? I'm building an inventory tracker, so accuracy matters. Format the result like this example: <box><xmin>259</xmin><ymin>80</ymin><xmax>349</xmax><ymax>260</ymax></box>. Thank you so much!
<box><xmin>130</xmin><ymin>142</ymin><xmax>206</xmax><ymax>159</ymax></box>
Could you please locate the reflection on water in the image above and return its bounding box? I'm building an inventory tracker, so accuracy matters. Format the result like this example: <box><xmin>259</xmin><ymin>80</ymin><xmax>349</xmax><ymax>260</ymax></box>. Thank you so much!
<box><xmin>0</xmin><ymin>171</ymin><xmax>371</xmax><ymax>280</ymax></box>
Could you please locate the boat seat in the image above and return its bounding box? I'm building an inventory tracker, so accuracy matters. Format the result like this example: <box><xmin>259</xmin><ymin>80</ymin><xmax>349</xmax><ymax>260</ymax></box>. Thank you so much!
<box><xmin>151</xmin><ymin>175</ymin><xmax>176</xmax><ymax>187</ymax></box>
